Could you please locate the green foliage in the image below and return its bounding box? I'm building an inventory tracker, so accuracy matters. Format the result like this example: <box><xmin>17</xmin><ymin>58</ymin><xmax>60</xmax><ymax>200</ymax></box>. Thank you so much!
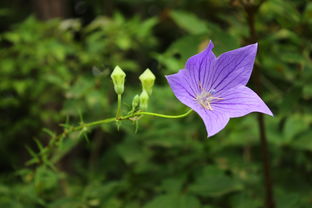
<box><xmin>1</xmin><ymin>0</ymin><xmax>312</xmax><ymax>207</ymax></box>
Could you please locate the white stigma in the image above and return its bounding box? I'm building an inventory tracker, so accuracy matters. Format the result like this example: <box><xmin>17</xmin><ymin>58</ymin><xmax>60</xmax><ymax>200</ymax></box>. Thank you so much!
<box><xmin>195</xmin><ymin>88</ymin><xmax>223</xmax><ymax>110</ymax></box>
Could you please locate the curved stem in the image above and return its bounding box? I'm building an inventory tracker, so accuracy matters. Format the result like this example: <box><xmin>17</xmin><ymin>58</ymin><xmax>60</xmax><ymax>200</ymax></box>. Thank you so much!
<box><xmin>135</xmin><ymin>109</ymin><xmax>193</xmax><ymax>119</ymax></box>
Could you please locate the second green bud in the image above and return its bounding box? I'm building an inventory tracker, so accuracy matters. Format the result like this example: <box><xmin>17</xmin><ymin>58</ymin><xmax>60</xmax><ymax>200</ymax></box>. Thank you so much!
<box><xmin>139</xmin><ymin>68</ymin><xmax>155</xmax><ymax>96</ymax></box>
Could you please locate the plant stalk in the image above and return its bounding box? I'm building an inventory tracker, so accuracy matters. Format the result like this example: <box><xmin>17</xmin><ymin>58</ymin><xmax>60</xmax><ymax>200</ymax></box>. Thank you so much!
<box><xmin>244</xmin><ymin>1</ymin><xmax>275</xmax><ymax>208</ymax></box>
<box><xmin>116</xmin><ymin>94</ymin><xmax>122</xmax><ymax>119</ymax></box>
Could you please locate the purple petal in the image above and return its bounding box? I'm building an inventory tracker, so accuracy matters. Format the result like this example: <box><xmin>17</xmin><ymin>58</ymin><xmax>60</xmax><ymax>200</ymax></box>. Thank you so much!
<box><xmin>212</xmin><ymin>85</ymin><xmax>273</xmax><ymax>118</ymax></box>
<box><xmin>192</xmin><ymin>105</ymin><xmax>230</xmax><ymax>137</ymax></box>
<box><xmin>210</xmin><ymin>43</ymin><xmax>258</xmax><ymax>92</ymax></box>
<box><xmin>166</xmin><ymin>70</ymin><xmax>197</xmax><ymax>107</ymax></box>
<box><xmin>184</xmin><ymin>41</ymin><xmax>217</xmax><ymax>92</ymax></box>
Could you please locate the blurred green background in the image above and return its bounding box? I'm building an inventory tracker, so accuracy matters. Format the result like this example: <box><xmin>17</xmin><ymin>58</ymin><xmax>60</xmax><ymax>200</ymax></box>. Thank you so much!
<box><xmin>0</xmin><ymin>0</ymin><xmax>312</xmax><ymax>207</ymax></box>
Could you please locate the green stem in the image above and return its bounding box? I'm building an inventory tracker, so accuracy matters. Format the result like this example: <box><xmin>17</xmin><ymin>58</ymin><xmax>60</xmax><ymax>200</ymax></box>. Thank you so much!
<box><xmin>73</xmin><ymin>109</ymin><xmax>193</xmax><ymax>131</ymax></box>
<box><xmin>116</xmin><ymin>94</ymin><xmax>122</xmax><ymax>119</ymax></box>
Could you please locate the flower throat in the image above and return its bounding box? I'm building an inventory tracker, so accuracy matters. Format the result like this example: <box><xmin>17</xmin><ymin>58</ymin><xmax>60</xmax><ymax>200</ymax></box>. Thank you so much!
<box><xmin>195</xmin><ymin>88</ymin><xmax>223</xmax><ymax>110</ymax></box>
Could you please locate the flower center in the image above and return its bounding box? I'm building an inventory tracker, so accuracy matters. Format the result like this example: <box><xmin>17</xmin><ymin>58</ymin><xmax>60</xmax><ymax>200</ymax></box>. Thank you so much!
<box><xmin>195</xmin><ymin>89</ymin><xmax>223</xmax><ymax>110</ymax></box>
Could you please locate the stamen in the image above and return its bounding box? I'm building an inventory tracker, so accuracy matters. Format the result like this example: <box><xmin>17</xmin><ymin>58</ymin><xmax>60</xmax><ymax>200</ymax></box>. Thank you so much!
<box><xmin>195</xmin><ymin>88</ymin><xmax>223</xmax><ymax>110</ymax></box>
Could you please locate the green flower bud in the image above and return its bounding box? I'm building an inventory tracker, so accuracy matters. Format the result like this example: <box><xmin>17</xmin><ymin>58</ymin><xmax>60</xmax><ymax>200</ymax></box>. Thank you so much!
<box><xmin>139</xmin><ymin>68</ymin><xmax>155</xmax><ymax>95</ymax></box>
<box><xmin>111</xmin><ymin>65</ymin><xmax>126</xmax><ymax>95</ymax></box>
<box><xmin>132</xmin><ymin>94</ymin><xmax>140</xmax><ymax>109</ymax></box>
<box><xmin>139</xmin><ymin>90</ymin><xmax>149</xmax><ymax>110</ymax></box>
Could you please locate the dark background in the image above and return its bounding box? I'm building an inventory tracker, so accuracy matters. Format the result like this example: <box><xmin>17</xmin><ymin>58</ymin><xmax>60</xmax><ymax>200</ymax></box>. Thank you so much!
<box><xmin>0</xmin><ymin>0</ymin><xmax>312</xmax><ymax>207</ymax></box>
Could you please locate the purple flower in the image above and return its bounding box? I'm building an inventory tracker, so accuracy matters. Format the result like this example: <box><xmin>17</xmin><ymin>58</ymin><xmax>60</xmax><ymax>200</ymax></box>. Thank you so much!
<box><xmin>166</xmin><ymin>41</ymin><xmax>273</xmax><ymax>137</ymax></box>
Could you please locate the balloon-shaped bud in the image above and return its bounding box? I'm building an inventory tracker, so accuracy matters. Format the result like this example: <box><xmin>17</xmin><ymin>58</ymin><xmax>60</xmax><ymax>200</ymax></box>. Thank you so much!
<box><xmin>139</xmin><ymin>68</ymin><xmax>155</xmax><ymax>95</ymax></box>
<box><xmin>132</xmin><ymin>94</ymin><xmax>140</xmax><ymax>109</ymax></box>
<box><xmin>111</xmin><ymin>65</ymin><xmax>126</xmax><ymax>95</ymax></box>
<box><xmin>139</xmin><ymin>90</ymin><xmax>149</xmax><ymax>110</ymax></box>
